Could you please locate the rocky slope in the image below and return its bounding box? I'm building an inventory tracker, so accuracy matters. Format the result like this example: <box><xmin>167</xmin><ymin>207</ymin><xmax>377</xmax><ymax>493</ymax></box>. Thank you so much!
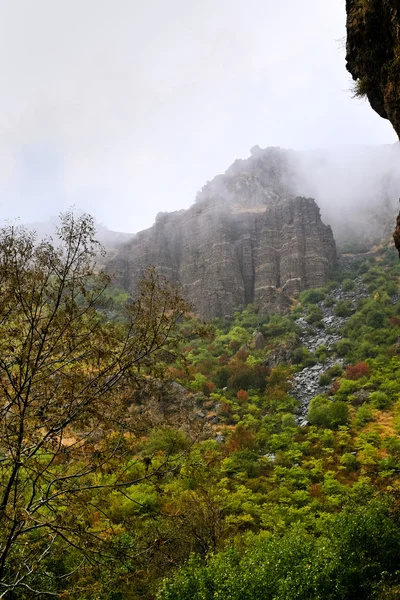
<box><xmin>292</xmin><ymin>276</ymin><xmax>368</xmax><ymax>422</ymax></box>
<box><xmin>110</xmin><ymin>154</ymin><xmax>336</xmax><ymax>319</ymax></box>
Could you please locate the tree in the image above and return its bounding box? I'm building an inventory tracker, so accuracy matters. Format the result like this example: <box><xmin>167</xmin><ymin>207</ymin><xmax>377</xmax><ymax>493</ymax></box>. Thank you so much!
<box><xmin>0</xmin><ymin>212</ymin><xmax>192</xmax><ymax>597</ymax></box>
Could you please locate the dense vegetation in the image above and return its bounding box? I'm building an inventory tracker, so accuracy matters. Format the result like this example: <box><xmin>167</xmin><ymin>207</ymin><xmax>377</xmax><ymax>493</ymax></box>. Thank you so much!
<box><xmin>3</xmin><ymin>220</ymin><xmax>400</xmax><ymax>598</ymax></box>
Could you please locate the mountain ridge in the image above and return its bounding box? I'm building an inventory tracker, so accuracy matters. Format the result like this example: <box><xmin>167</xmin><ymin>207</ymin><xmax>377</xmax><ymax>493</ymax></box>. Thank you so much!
<box><xmin>109</xmin><ymin>151</ymin><xmax>337</xmax><ymax>319</ymax></box>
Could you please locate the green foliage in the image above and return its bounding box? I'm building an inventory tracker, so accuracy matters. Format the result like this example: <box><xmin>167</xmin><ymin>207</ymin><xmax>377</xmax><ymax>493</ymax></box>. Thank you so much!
<box><xmin>342</xmin><ymin>278</ymin><xmax>356</xmax><ymax>291</ymax></box>
<box><xmin>355</xmin><ymin>403</ymin><xmax>375</xmax><ymax>428</ymax></box>
<box><xmin>6</xmin><ymin>231</ymin><xmax>400</xmax><ymax>598</ymax></box>
<box><xmin>334</xmin><ymin>338</ymin><xmax>355</xmax><ymax>356</ymax></box>
<box><xmin>300</xmin><ymin>288</ymin><xmax>326</xmax><ymax>304</ymax></box>
<box><xmin>319</xmin><ymin>372</ymin><xmax>332</xmax><ymax>386</ymax></box>
<box><xmin>292</xmin><ymin>346</ymin><xmax>317</xmax><ymax>368</ymax></box>
<box><xmin>366</xmin><ymin>310</ymin><xmax>386</xmax><ymax>328</ymax></box>
<box><xmin>306</xmin><ymin>305</ymin><xmax>324</xmax><ymax>325</ymax></box>
<box><xmin>334</xmin><ymin>300</ymin><xmax>354</xmax><ymax>317</ymax></box>
<box><xmin>369</xmin><ymin>391</ymin><xmax>391</xmax><ymax>410</ymax></box>
<box><xmin>143</xmin><ymin>428</ymin><xmax>191</xmax><ymax>456</ymax></box>
<box><xmin>308</xmin><ymin>396</ymin><xmax>349</xmax><ymax>429</ymax></box>
<box><xmin>159</xmin><ymin>501</ymin><xmax>400</xmax><ymax>600</ymax></box>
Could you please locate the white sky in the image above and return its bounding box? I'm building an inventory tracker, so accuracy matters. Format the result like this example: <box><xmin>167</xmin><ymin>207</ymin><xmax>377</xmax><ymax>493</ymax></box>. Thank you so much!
<box><xmin>0</xmin><ymin>0</ymin><xmax>396</xmax><ymax>232</ymax></box>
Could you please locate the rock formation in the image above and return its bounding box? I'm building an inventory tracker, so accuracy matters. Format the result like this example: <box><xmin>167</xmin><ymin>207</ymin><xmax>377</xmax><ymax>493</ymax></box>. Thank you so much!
<box><xmin>346</xmin><ymin>0</ymin><xmax>400</xmax><ymax>138</ymax></box>
<box><xmin>110</xmin><ymin>149</ymin><xmax>336</xmax><ymax>319</ymax></box>
<box><xmin>345</xmin><ymin>0</ymin><xmax>400</xmax><ymax>254</ymax></box>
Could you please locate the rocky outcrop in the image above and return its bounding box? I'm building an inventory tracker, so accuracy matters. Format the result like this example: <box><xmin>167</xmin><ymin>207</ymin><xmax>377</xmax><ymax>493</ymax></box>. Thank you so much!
<box><xmin>110</xmin><ymin>153</ymin><xmax>336</xmax><ymax>319</ymax></box>
<box><xmin>346</xmin><ymin>0</ymin><xmax>400</xmax><ymax>254</ymax></box>
<box><xmin>346</xmin><ymin>0</ymin><xmax>400</xmax><ymax>138</ymax></box>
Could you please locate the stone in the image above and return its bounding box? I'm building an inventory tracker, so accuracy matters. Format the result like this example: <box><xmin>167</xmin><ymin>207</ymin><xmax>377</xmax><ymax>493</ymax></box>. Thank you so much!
<box><xmin>254</xmin><ymin>332</ymin><xmax>265</xmax><ymax>350</ymax></box>
<box><xmin>346</xmin><ymin>0</ymin><xmax>400</xmax><ymax>254</ymax></box>
<box><xmin>109</xmin><ymin>150</ymin><xmax>336</xmax><ymax>319</ymax></box>
<box><xmin>263</xmin><ymin>453</ymin><xmax>276</xmax><ymax>462</ymax></box>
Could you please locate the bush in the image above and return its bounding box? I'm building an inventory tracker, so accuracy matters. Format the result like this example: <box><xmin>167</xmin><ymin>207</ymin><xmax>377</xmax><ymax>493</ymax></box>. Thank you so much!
<box><xmin>329</xmin><ymin>401</ymin><xmax>349</xmax><ymax>428</ymax></box>
<box><xmin>158</xmin><ymin>501</ymin><xmax>400</xmax><ymax>600</ymax></box>
<box><xmin>369</xmin><ymin>391</ymin><xmax>391</xmax><ymax>410</ymax></box>
<box><xmin>345</xmin><ymin>362</ymin><xmax>370</xmax><ymax>380</ymax></box>
<box><xmin>315</xmin><ymin>345</ymin><xmax>329</xmax><ymax>362</ymax></box>
<box><xmin>308</xmin><ymin>396</ymin><xmax>348</xmax><ymax>429</ymax></box>
<box><xmin>335</xmin><ymin>339</ymin><xmax>354</xmax><ymax>357</ymax></box>
<box><xmin>144</xmin><ymin>428</ymin><xmax>191</xmax><ymax>456</ymax></box>
<box><xmin>327</xmin><ymin>364</ymin><xmax>344</xmax><ymax>378</ymax></box>
<box><xmin>319</xmin><ymin>373</ymin><xmax>331</xmax><ymax>386</ymax></box>
<box><xmin>340</xmin><ymin>452</ymin><xmax>359</xmax><ymax>471</ymax></box>
<box><xmin>366</xmin><ymin>311</ymin><xmax>386</xmax><ymax>329</ymax></box>
<box><xmin>237</xmin><ymin>389</ymin><xmax>249</xmax><ymax>402</ymax></box>
<box><xmin>306</xmin><ymin>306</ymin><xmax>324</xmax><ymax>325</ymax></box>
<box><xmin>342</xmin><ymin>278</ymin><xmax>355</xmax><ymax>291</ymax></box>
<box><xmin>334</xmin><ymin>301</ymin><xmax>354</xmax><ymax>318</ymax></box>
<box><xmin>291</xmin><ymin>346</ymin><xmax>317</xmax><ymax>368</ymax></box>
<box><xmin>355</xmin><ymin>403</ymin><xmax>374</xmax><ymax>428</ymax></box>
<box><xmin>301</xmin><ymin>289</ymin><xmax>326</xmax><ymax>304</ymax></box>
<box><xmin>324</xmin><ymin>295</ymin><xmax>335</xmax><ymax>308</ymax></box>
<box><xmin>335</xmin><ymin>378</ymin><xmax>360</xmax><ymax>399</ymax></box>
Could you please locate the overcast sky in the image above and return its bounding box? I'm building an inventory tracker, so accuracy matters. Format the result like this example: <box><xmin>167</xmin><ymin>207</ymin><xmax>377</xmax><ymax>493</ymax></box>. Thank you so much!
<box><xmin>0</xmin><ymin>0</ymin><xmax>396</xmax><ymax>232</ymax></box>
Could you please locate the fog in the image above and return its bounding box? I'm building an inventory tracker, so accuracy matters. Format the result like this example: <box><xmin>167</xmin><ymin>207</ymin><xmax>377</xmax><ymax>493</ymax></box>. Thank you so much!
<box><xmin>0</xmin><ymin>0</ymin><xmax>397</xmax><ymax>234</ymax></box>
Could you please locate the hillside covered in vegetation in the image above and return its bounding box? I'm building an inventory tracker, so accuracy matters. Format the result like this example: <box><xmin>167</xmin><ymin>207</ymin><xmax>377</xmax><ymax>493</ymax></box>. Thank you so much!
<box><xmin>7</xmin><ymin>220</ymin><xmax>400</xmax><ymax>599</ymax></box>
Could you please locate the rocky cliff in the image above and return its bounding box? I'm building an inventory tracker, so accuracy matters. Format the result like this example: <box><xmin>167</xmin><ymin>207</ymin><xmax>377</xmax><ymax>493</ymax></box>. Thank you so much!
<box><xmin>110</xmin><ymin>149</ymin><xmax>336</xmax><ymax>319</ymax></box>
<box><xmin>346</xmin><ymin>0</ymin><xmax>400</xmax><ymax>138</ymax></box>
<box><xmin>346</xmin><ymin>0</ymin><xmax>400</xmax><ymax>253</ymax></box>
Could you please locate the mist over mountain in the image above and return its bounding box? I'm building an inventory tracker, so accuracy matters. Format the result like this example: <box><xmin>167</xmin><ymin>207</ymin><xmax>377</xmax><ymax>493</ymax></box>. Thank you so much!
<box><xmin>19</xmin><ymin>212</ymin><xmax>134</xmax><ymax>251</ymax></box>
<box><xmin>197</xmin><ymin>143</ymin><xmax>400</xmax><ymax>249</ymax></box>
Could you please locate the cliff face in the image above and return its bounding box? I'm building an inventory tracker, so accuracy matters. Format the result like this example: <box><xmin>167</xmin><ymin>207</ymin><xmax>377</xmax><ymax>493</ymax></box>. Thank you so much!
<box><xmin>346</xmin><ymin>0</ymin><xmax>400</xmax><ymax>254</ymax></box>
<box><xmin>111</xmin><ymin>150</ymin><xmax>336</xmax><ymax>319</ymax></box>
<box><xmin>346</xmin><ymin>0</ymin><xmax>400</xmax><ymax>137</ymax></box>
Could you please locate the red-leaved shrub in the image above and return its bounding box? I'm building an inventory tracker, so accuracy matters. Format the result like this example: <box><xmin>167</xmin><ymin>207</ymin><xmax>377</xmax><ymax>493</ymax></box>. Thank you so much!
<box><xmin>344</xmin><ymin>362</ymin><xmax>370</xmax><ymax>380</ymax></box>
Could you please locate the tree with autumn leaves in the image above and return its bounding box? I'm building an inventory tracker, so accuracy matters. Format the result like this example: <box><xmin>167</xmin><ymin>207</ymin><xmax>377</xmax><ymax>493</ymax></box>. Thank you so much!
<box><xmin>0</xmin><ymin>212</ymin><xmax>193</xmax><ymax>597</ymax></box>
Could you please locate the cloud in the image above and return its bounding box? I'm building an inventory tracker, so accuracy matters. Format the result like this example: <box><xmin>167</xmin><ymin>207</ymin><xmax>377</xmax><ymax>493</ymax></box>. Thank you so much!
<box><xmin>0</xmin><ymin>0</ymin><xmax>396</xmax><ymax>231</ymax></box>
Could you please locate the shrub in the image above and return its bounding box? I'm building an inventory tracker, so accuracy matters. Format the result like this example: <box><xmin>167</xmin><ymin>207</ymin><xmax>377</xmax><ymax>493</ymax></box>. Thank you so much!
<box><xmin>319</xmin><ymin>373</ymin><xmax>331</xmax><ymax>386</ymax></box>
<box><xmin>324</xmin><ymin>295</ymin><xmax>335</xmax><ymax>308</ymax></box>
<box><xmin>292</xmin><ymin>346</ymin><xmax>317</xmax><ymax>368</ymax></box>
<box><xmin>335</xmin><ymin>378</ymin><xmax>360</xmax><ymax>399</ymax></box>
<box><xmin>355</xmin><ymin>403</ymin><xmax>374</xmax><ymax>427</ymax></box>
<box><xmin>366</xmin><ymin>311</ymin><xmax>386</xmax><ymax>329</ymax></box>
<box><xmin>215</xmin><ymin>367</ymin><xmax>230</xmax><ymax>389</ymax></box>
<box><xmin>334</xmin><ymin>301</ymin><xmax>354</xmax><ymax>318</ymax></box>
<box><xmin>329</xmin><ymin>401</ymin><xmax>349</xmax><ymax>428</ymax></box>
<box><xmin>308</xmin><ymin>396</ymin><xmax>348</xmax><ymax>429</ymax></box>
<box><xmin>327</xmin><ymin>364</ymin><xmax>344</xmax><ymax>378</ymax></box>
<box><xmin>369</xmin><ymin>391</ymin><xmax>391</xmax><ymax>410</ymax></box>
<box><xmin>315</xmin><ymin>345</ymin><xmax>329</xmax><ymax>362</ymax></box>
<box><xmin>342</xmin><ymin>278</ymin><xmax>355</xmax><ymax>291</ymax></box>
<box><xmin>340</xmin><ymin>452</ymin><xmax>359</xmax><ymax>471</ymax></box>
<box><xmin>236</xmin><ymin>389</ymin><xmax>249</xmax><ymax>402</ymax></box>
<box><xmin>281</xmin><ymin>413</ymin><xmax>296</xmax><ymax>428</ymax></box>
<box><xmin>144</xmin><ymin>428</ymin><xmax>191</xmax><ymax>456</ymax></box>
<box><xmin>306</xmin><ymin>306</ymin><xmax>324</xmax><ymax>325</ymax></box>
<box><xmin>335</xmin><ymin>339</ymin><xmax>354</xmax><ymax>357</ymax></box>
<box><xmin>345</xmin><ymin>362</ymin><xmax>370</xmax><ymax>380</ymax></box>
<box><xmin>388</xmin><ymin>316</ymin><xmax>400</xmax><ymax>328</ymax></box>
<box><xmin>301</xmin><ymin>289</ymin><xmax>326</xmax><ymax>304</ymax></box>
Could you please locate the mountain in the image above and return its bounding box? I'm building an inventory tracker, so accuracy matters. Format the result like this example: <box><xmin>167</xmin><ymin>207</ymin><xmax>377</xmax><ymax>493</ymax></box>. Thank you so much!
<box><xmin>110</xmin><ymin>148</ymin><xmax>336</xmax><ymax>319</ymax></box>
<box><xmin>21</xmin><ymin>215</ymin><xmax>134</xmax><ymax>253</ymax></box>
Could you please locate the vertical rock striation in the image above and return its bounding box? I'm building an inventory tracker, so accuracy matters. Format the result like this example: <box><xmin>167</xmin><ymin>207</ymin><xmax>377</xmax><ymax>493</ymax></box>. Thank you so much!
<box><xmin>346</xmin><ymin>0</ymin><xmax>400</xmax><ymax>254</ymax></box>
<box><xmin>110</xmin><ymin>152</ymin><xmax>336</xmax><ymax>319</ymax></box>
